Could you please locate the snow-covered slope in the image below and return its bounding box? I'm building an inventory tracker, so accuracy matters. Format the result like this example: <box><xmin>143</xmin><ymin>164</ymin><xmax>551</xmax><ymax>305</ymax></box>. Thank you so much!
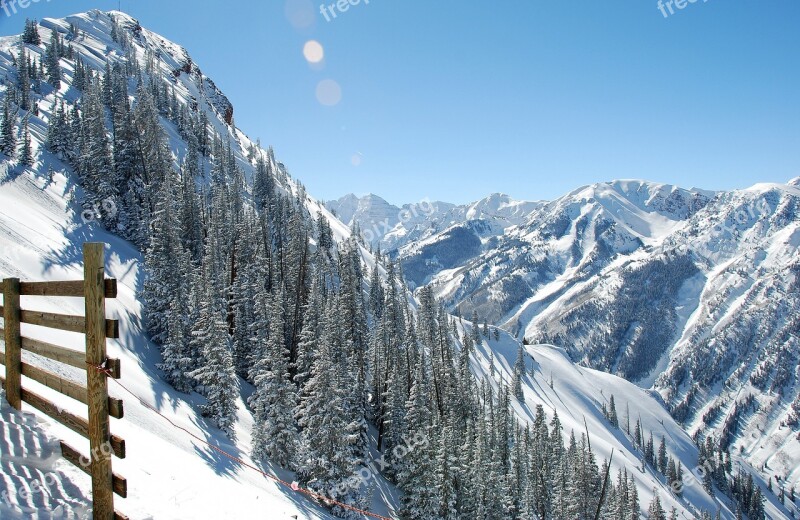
<box><xmin>0</xmin><ymin>167</ymin><xmax>351</xmax><ymax>519</ymax></box>
<box><xmin>0</xmin><ymin>10</ymin><xmax>395</xmax><ymax>520</ymax></box>
<box><xmin>1</xmin><ymin>9</ymin><xmax>795</xmax><ymax>520</ymax></box>
<box><xmin>456</xmin><ymin>322</ymin><xmax>794</xmax><ymax>519</ymax></box>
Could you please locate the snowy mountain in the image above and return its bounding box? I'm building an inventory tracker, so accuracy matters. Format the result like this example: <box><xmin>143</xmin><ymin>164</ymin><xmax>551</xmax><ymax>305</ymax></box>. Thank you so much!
<box><xmin>327</xmin><ymin>192</ymin><xmax>543</xmax><ymax>284</ymax></box>
<box><xmin>325</xmin><ymin>193</ymin><xmax>457</xmax><ymax>249</ymax></box>
<box><xmin>374</xmin><ymin>178</ymin><xmax>800</xmax><ymax>497</ymax></box>
<box><xmin>0</xmin><ymin>10</ymin><xmax>795</xmax><ymax>520</ymax></box>
<box><xmin>325</xmin><ymin>193</ymin><xmax>403</xmax><ymax>236</ymax></box>
<box><xmin>398</xmin><ymin>180</ymin><xmax>711</xmax><ymax>318</ymax></box>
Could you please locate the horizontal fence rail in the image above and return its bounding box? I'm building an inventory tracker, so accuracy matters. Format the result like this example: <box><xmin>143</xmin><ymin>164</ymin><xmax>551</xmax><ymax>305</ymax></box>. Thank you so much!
<box><xmin>0</xmin><ymin>243</ymin><xmax>127</xmax><ymax>520</ymax></box>
<box><xmin>0</xmin><ymin>279</ymin><xmax>118</xmax><ymax>298</ymax></box>
<box><xmin>0</xmin><ymin>306</ymin><xmax>120</xmax><ymax>338</ymax></box>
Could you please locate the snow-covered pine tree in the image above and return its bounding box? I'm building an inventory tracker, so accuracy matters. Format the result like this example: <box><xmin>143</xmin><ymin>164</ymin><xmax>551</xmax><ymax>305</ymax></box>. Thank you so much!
<box><xmin>294</xmin><ymin>296</ymin><xmax>368</xmax><ymax>517</ymax></box>
<box><xmin>19</xmin><ymin>114</ymin><xmax>33</xmax><ymax>166</ymax></box>
<box><xmin>73</xmin><ymin>56</ymin><xmax>87</xmax><ymax>91</ymax></box>
<box><xmin>512</xmin><ymin>344</ymin><xmax>526</xmax><ymax>400</ymax></box>
<box><xmin>628</xmin><ymin>474</ymin><xmax>640</xmax><ymax>520</ymax></box>
<box><xmin>471</xmin><ymin>310</ymin><xmax>481</xmax><ymax>346</ymax></box>
<box><xmin>646</xmin><ymin>431</ymin><xmax>655</xmax><ymax>467</ymax></box>
<box><xmin>609</xmin><ymin>394</ymin><xmax>619</xmax><ymax>428</ymax></box>
<box><xmin>648</xmin><ymin>494</ymin><xmax>667</xmax><ymax>520</ymax></box>
<box><xmin>78</xmin><ymin>78</ymin><xmax>117</xmax><ymax>226</ymax></box>
<box><xmin>189</xmin><ymin>285</ymin><xmax>239</xmax><ymax>438</ymax></box>
<box><xmin>397</xmin><ymin>356</ymin><xmax>438</xmax><ymax>519</ymax></box>
<box><xmin>143</xmin><ymin>170</ymin><xmax>185</xmax><ymax>345</ymax></box>
<box><xmin>658</xmin><ymin>435</ymin><xmax>668</xmax><ymax>475</ymax></box>
<box><xmin>21</xmin><ymin>19</ymin><xmax>41</xmax><ymax>45</ymax></box>
<box><xmin>1</xmin><ymin>94</ymin><xmax>16</xmax><ymax>157</ymax></box>
<box><xmin>17</xmin><ymin>46</ymin><xmax>31</xmax><ymax>112</ymax></box>
<box><xmin>158</xmin><ymin>273</ymin><xmax>196</xmax><ymax>393</ymax></box>
<box><xmin>45</xmin><ymin>30</ymin><xmax>61</xmax><ymax>90</ymax></box>
<box><xmin>250</xmin><ymin>287</ymin><xmax>297</xmax><ymax>468</ymax></box>
<box><xmin>369</xmin><ymin>262</ymin><xmax>385</xmax><ymax>320</ymax></box>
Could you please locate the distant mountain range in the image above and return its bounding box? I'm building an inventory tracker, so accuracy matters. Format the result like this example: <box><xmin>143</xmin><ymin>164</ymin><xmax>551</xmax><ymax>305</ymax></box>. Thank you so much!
<box><xmin>331</xmin><ymin>178</ymin><xmax>800</xmax><ymax>489</ymax></box>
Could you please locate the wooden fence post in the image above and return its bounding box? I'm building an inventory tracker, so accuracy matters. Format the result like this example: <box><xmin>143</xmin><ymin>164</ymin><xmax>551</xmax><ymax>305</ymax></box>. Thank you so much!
<box><xmin>3</xmin><ymin>278</ymin><xmax>21</xmax><ymax>410</ymax></box>
<box><xmin>84</xmin><ymin>243</ymin><xmax>114</xmax><ymax>520</ymax></box>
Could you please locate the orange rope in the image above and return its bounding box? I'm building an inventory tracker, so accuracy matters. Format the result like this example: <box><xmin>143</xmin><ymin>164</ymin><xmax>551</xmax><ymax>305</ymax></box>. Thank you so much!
<box><xmin>88</xmin><ymin>363</ymin><xmax>393</xmax><ymax>520</ymax></box>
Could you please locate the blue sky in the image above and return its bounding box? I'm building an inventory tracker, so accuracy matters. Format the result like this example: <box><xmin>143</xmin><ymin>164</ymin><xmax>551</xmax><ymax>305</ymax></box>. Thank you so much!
<box><xmin>2</xmin><ymin>1</ymin><xmax>799</xmax><ymax>205</ymax></box>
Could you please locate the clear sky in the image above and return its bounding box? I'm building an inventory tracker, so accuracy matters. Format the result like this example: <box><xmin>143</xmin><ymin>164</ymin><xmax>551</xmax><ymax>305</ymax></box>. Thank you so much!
<box><xmin>2</xmin><ymin>1</ymin><xmax>799</xmax><ymax>205</ymax></box>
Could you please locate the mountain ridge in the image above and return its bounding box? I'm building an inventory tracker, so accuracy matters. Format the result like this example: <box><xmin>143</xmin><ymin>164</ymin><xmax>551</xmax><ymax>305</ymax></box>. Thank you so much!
<box><xmin>0</xmin><ymin>10</ymin><xmax>794</xmax><ymax>519</ymax></box>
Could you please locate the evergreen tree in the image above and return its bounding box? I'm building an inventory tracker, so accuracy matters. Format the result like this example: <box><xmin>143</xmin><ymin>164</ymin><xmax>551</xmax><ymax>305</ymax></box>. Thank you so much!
<box><xmin>189</xmin><ymin>293</ymin><xmax>239</xmax><ymax>438</ymax></box>
<box><xmin>295</xmin><ymin>298</ymin><xmax>368</xmax><ymax>515</ymax></box>
<box><xmin>658</xmin><ymin>436</ymin><xmax>668</xmax><ymax>475</ymax></box>
<box><xmin>628</xmin><ymin>475</ymin><xmax>640</xmax><ymax>520</ymax></box>
<box><xmin>471</xmin><ymin>310</ymin><xmax>481</xmax><ymax>345</ymax></box>
<box><xmin>1</xmin><ymin>95</ymin><xmax>16</xmax><ymax>157</ymax></box>
<box><xmin>648</xmin><ymin>494</ymin><xmax>667</xmax><ymax>520</ymax></box>
<box><xmin>609</xmin><ymin>395</ymin><xmax>619</xmax><ymax>428</ymax></box>
<box><xmin>17</xmin><ymin>46</ymin><xmax>31</xmax><ymax>112</ymax></box>
<box><xmin>22</xmin><ymin>19</ymin><xmax>41</xmax><ymax>45</ymax></box>
<box><xmin>158</xmin><ymin>269</ymin><xmax>196</xmax><ymax>393</ymax></box>
<box><xmin>73</xmin><ymin>56</ymin><xmax>87</xmax><ymax>91</ymax></box>
<box><xmin>398</xmin><ymin>357</ymin><xmax>438</xmax><ymax>519</ymax></box>
<box><xmin>19</xmin><ymin>113</ymin><xmax>33</xmax><ymax>166</ymax></box>
<box><xmin>79</xmin><ymin>79</ymin><xmax>117</xmax><ymax>226</ymax></box>
<box><xmin>46</xmin><ymin>100</ymin><xmax>69</xmax><ymax>156</ymax></box>
<box><xmin>143</xmin><ymin>171</ymin><xmax>184</xmax><ymax>344</ymax></box>
<box><xmin>250</xmin><ymin>289</ymin><xmax>297</xmax><ymax>468</ymax></box>
<box><xmin>45</xmin><ymin>30</ymin><xmax>61</xmax><ymax>90</ymax></box>
<box><xmin>512</xmin><ymin>345</ymin><xmax>525</xmax><ymax>400</ymax></box>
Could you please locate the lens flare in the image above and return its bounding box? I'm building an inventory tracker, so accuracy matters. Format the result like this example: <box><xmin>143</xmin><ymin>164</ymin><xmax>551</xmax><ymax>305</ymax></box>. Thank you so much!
<box><xmin>303</xmin><ymin>40</ymin><xmax>325</xmax><ymax>64</ymax></box>
<box><xmin>316</xmin><ymin>79</ymin><xmax>342</xmax><ymax>106</ymax></box>
<box><xmin>284</xmin><ymin>0</ymin><xmax>316</xmax><ymax>29</ymax></box>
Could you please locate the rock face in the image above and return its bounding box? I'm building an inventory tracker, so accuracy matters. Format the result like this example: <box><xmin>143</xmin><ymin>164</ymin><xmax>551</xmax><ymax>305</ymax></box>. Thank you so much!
<box><xmin>205</xmin><ymin>76</ymin><xmax>234</xmax><ymax>125</ymax></box>
<box><xmin>109</xmin><ymin>11</ymin><xmax>236</xmax><ymax>126</ymax></box>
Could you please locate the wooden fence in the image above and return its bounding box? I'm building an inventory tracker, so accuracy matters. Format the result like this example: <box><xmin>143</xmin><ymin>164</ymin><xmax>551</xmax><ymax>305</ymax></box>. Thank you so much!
<box><xmin>0</xmin><ymin>243</ymin><xmax>127</xmax><ymax>520</ymax></box>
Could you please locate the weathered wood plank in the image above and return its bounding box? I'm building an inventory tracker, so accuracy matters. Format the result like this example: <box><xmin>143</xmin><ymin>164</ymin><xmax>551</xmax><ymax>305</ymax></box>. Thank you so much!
<box><xmin>20</xmin><ymin>385</ymin><xmax>126</xmax><ymax>459</ymax></box>
<box><xmin>84</xmin><ymin>243</ymin><xmax>115</xmax><ymax>520</ymax></box>
<box><xmin>19</xmin><ymin>279</ymin><xmax>118</xmax><ymax>299</ymax></box>
<box><xmin>17</xmin><ymin>336</ymin><xmax>122</xmax><ymax>380</ymax></box>
<box><xmin>4</xmin><ymin>278</ymin><xmax>21</xmax><ymax>410</ymax></box>
<box><xmin>59</xmin><ymin>441</ymin><xmax>127</xmax><ymax>498</ymax></box>
<box><xmin>20</xmin><ymin>336</ymin><xmax>85</xmax><ymax>369</ymax></box>
<box><xmin>22</xmin><ymin>361</ymin><xmax>86</xmax><ymax>404</ymax></box>
<box><xmin>19</xmin><ymin>310</ymin><xmax>119</xmax><ymax>339</ymax></box>
<box><xmin>19</xmin><ymin>362</ymin><xmax>123</xmax><ymax>419</ymax></box>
